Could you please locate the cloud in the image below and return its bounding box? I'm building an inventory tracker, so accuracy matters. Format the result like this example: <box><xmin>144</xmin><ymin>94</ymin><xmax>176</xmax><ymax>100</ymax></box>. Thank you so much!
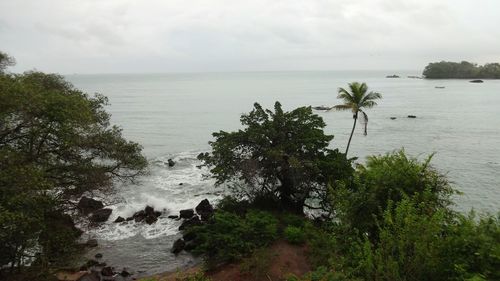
<box><xmin>1</xmin><ymin>0</ymin><xmax>499</xmax><ymax>73</ymax></box>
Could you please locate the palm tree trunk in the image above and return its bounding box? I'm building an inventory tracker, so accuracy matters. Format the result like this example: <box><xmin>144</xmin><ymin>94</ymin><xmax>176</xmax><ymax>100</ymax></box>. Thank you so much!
<box><xmin>345</xmin><ymin>111</ymin><xmax>358</xmax><ymax>155</ymax></box>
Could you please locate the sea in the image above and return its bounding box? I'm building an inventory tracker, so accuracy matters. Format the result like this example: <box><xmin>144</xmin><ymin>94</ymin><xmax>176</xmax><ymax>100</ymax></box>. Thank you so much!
<box><xmin>66</xmin><ymin>71</ymin><xmax>500</xmax><ymax>275</ymax></box>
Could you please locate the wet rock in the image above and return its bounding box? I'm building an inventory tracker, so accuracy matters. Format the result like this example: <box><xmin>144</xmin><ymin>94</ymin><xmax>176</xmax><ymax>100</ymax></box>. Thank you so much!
<box><xmin>120</xmin><ymin>268</ymin><xmax>132</xmax><ymax>277</ymax></box>
<box><xmin>114</xmin><ymin>216</ymin><xmax>125</xmax><ymax>223</ymax></box>
<box><xmin>77</xmin><ymin>196</ymin><xmax>104</xmax><ymax>215</ymax></box>
<box><xmin>86</xmin><ymin>239</ymin><xmax>98</xmax><ymax>248</ymax></box>
<box><xmin>126</xmin><ymin>216</ymin><xmax>134</xmax><ymax>221</ymax></box>
<box><xmin>145</xmin><ymin>215</ymin><xmax>158</xmax><ymax>225</ymax></box>
<box><xmin>85</xmin><ymin>259</ymin><xmax>100</xmax><ymax>267</ymax></box>
<box><xmin>154</xmin><ymin>211</ymin><xmax>162</xmax><ymax>217</ymax></box>
<box><xmin>179</xmin><ymin>209</ymin><xmax>194</xmax><ymax>219</ymax></box>
<box><xmin>101</xmin><ymin>266</ymin><xmax>114</xmax><ymax>277</ymax></box>
<box><xmin>168</xmin><ymin>215</ymin><xmax>179</xmax><ymax>219</ymax></box>
<box><xmin>407</xmin><ymin>115</ymin><xmax>417</xmax><ymax>118</ymax></box>
<box><xmin>179</xmin><ymin>215</ymin><xmax>201</xmax><ymax>231</ymax></box>
<box><xmin>94</xmin><ymin>253</ymin><xmax>103</xmax><ymax>259</ymax></box>
<box><xmin>195</xmin><ymin>199</ymin><xmax>214</xmax><ymax>221</ymax></box>
<box><xmin>171</xmin><ymin>238</ymin><xmax>185</xmax><ymax>254</ymax></box>
<box><xmin>179</xmin><ymin>183</ymin><xmax>184</xmax><ymax>185</ymax></box>
<box><xmin>470</xmin><ymin>79</ymin><xmax>484</xmax><ymax>83</ymax></box>
<box><xmin>168</xmin><ymin>158</ymin><xmax>175</xmax><ymax>167</ymax></box>
<box><xmin>133</xmin><ymin>210</ymin><xmax>146</xmax><ymax>222</ymax></box>
<box><xmin>145</xmin><ymin>205</ymin><xmax>155</xmax><ymax>216</ymax></box>
<box><xmin>90</xmin><ymin>208</ymin><xmax>112</xmax><ymax>223</ymax></box>
<box><xmin>390</xmin><ymin>117</ymin><xmax>397</xmax><ymax>120</ymax></box>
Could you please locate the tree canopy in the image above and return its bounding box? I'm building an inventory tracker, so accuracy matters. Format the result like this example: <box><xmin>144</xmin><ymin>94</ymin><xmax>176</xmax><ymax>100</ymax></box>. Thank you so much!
<box><xmin>423</xmin><ymin>61</ymin><xmax>500</xmax><ymax>79</ymax></box>
<box><xmin>198</xmin><ymin>102</ymin><xmax>352</xmax><ymax>214</ymax></box>
<box><xmin>0</xmin><ymin>55</ymin><xmax>147</xmax><ymax>273</ymax></box>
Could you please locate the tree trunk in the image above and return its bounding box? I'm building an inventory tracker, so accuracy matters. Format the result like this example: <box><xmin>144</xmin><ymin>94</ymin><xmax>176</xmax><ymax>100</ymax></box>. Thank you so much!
<box><xmin>345</xmin><ymin>111</ymin><xmax>358</xmax><ymax>155</ymax></box>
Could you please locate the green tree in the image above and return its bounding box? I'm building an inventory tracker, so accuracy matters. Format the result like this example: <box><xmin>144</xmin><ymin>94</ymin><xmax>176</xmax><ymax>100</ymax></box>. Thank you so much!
<box><xmin>0</xmin><ymin>56</ymin><xmax>147</xmax><ymax>273</ymax></box>
<box><xmin>333</xmin><ymin>82</ymin><xmax>381</xmax><ymax>155</ymax></box>
<box><xmin>0</xmin><ymin>51</ymin><xmax>15</xmax><ymax>73</ymax></box>
<box><xmin>199</xmin><ymin>102</ymin><xmax>352</xmax><ymax>214</ymax></box>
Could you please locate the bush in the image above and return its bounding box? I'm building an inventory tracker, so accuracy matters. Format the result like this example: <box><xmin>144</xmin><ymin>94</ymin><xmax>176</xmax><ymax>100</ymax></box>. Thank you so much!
<box><xmin>239</xmin><ymin>248</ymin><xmax>274</xmax><ymax>279</ymax></box>
<box><xmin>191</xmin><ymin>210</ymin><xmax>278</xmax><ymax>268</ymax></box>
<box><xmin>284</xmin><ymin>226</ymin><xmax>306</xmax><ymax>245</ymax></box>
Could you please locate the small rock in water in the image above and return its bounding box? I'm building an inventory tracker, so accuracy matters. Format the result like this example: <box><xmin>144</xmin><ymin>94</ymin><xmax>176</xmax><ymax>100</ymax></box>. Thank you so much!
<box><xmin>390</xmin><ymin>117</ymin><xmax>396</xmax><ymax>120</ymax></box>
<box><xmin>89</xmin><ymin>208</ymin><xmax>112</xmax><ymax>223</ymax></box>
<box><xmin>179</xmin><ymin>215</ymin><xmax>202</xmax><ymax>230</ymax></box>
<box><xmin>145</xmin><ymin>215</ymin><xmax>158</xmax><ymax>224</ymax></box>
<box><xmin>154</xmin><ymin>211</ymin><xmax>162</xmax><ymax>217</ymax></box>
<box><xmin>101</xmin><ymin>266</ymin><xmax>114</xmax><ymax>277</ymax></box>
<box><xmin>114</xmin><ymin>216</ymin><xmax>125</xmax><ymax>223</ymax></box>
<box><xmin>77</xmin><ymin>196</ymin><xmax>104</xmax><ymax>215</ymax></box>
<box><xmin>407</xmin><ymin>115</ymin><xmax>417</xmax><ymax>118</ymax></box>
<box><xmin>171</xmin><ymin>238</ymin><xmax>185</xmax><ymax>254</ymax></box>
<box><xmin>179</xmin><ymin>209</ymin><xmax>194</xmax><ymax>219</ymax></box>
<box><xmin>120</xmin><ymin>268</ymin><xmax>132</xmax><ymax>277</ymax></box>
<box><xmin>168</xmin><ymin>215</ymin><xmax>179</xmax><ymax>219</ymax></box>
<box><xmin>94</xmin><ymin>253</ymin><xmax>103</xmax><ymax>259</ymax></box>
<box><xmin>168</xmin><ymin>158</ymin><xmax>175</xmax><ymax>167</ymax></box>
<box><xmin>179</xmin><ymin>182</ymin><xmax>184</xmax><ymax>185</ymax></box>
<box><xmin>195</xmin><ymin>199</ymin><xmax>214</xmax><ymax>221</ymax></box>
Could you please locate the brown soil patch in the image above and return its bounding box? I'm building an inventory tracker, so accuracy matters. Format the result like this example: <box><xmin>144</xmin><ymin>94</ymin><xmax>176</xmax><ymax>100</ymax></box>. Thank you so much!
<box><xmin>207</xmin><ymin>240</ymin><xmax>311</xmax><ymax>281</ymax></box>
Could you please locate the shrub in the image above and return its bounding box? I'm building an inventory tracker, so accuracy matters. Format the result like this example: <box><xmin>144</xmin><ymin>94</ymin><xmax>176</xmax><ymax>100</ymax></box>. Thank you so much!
<box><xmin>191</xmin><ymin>210</ymin><xmax>278</xmax><ymax>268</ymax></box>
<box><xmin>284</xmin><ymin>226</ymin><xmax>306</xmax><ymax>245</ymax></box>
<box><xmin>239</xmin><ymin>248</ymin><xmax>274</xmax><ymax>279</ymax></box>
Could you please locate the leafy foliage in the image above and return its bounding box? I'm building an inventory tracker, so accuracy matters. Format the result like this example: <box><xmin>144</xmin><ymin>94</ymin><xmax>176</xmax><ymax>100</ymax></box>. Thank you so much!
<box><xmin>0</xmin><ymin>51</ymin><xmax>15</xmax><ymax>73</ymax></box>
<box><xmin>423</xmin><ymin>61</ymin><xmax>500</xmax><ymax>79</ymax></box>
<box><xmin>199</xmin><ymin>101</ymin><xmax>352</xmax><ymax>213</ymax></box>
<box><xmin>0</xmin><ymin>58</ymin><xmax>147</xmax><ymax>273</ymax></box>
<box><xmin>190</xmin><ymin>210</ymin><xmax>278</xmax><ymax>268</ymax></box>
<box><xmin>284</xmin><ymin>226</ymin><xmax>306</xmax><ymax>245</ymax></box>
<box><xmin>332</xmin><ymin>150</ymin><xmax>455</xmax><ymax>238</ymax></box>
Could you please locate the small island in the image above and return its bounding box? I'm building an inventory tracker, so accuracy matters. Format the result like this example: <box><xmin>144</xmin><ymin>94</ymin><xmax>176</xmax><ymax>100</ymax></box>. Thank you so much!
<box><xmin>423</xmin><ymin>61</ymin><xmax>500</xmax><ymax>79</ymax></box>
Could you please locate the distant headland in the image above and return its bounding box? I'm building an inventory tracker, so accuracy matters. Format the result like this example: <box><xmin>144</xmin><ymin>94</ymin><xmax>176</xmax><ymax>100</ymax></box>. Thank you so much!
<box><xmin>423</xmin><ymin>61</ymin><xmax>500</xmax><ymax>79</ymax></box>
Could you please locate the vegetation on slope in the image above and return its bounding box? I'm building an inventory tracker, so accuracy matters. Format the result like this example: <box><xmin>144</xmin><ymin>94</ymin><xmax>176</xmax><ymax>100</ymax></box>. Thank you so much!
<box><xmin>423</xmin><ymin>61</ymin><xmax>500</xmax><ymax>79</ymax></box>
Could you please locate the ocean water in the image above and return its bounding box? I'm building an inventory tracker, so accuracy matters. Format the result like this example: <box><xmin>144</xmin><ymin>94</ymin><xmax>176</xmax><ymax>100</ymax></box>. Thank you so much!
<box><xmin>66</xmin><ymin>71</ymin><xmax>500</xmax><ymax>275</ymax></box>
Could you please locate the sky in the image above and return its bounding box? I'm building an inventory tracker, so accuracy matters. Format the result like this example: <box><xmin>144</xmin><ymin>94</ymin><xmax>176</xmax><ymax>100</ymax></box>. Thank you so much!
<box><xmin>1</xmin><ymin>0</ymin><xmax>499</xmax><ymax>74</ymax></box>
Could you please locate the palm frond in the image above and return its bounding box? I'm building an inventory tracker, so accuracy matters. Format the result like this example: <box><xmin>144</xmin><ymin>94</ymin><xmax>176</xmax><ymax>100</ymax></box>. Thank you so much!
<box><xmin>332</xmin><ymin>104</ymin><xmax>353</xmax><ymax>111</ymax></box>
<box><xmin>360</xmin><ymin>110</ymin><xmax>368</xmax><ymax>136</ymax></box>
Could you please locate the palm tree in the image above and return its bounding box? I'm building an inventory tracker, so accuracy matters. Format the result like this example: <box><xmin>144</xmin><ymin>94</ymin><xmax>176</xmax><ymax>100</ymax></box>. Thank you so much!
<box><xmin>333</xmin><ymin>82</ymin><xmax>382</xmax><ymax>155</ymax></box>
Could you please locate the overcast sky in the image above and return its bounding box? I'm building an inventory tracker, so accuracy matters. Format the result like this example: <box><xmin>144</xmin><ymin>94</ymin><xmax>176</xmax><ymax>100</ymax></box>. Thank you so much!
<box><xmin>1</xmin><ymin>0</ymin><xmax>499</xmax><ymax>74</ymax></box>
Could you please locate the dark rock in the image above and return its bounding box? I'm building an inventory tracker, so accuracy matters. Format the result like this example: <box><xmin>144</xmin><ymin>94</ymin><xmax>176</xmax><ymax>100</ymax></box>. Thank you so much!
<box><xmin>179</xmin><ymin>183</ymin><xmax>184</xmax><ymax>185</ymax></box>
<box><xmin>101</xmin><ymin>266</ymin><xmax>114</xmax><ymax>276</ymax></box>
<box><xmin>114</xmin><ymin>216</ymin><xmax>125</xmax><ymax>223</ymax></box>
<box><xmin>126</xmin><ymin>216</ymin><xmax>134</xmax><ymax>221</ymax></box>
<box><xmin>154</xmin><ymin>211</ymin><xmax>162</xmax><ymax>217</ymax></box>
<box><xmin>386</xmin><ymin>74</ymin><xmax>400</xmax><ymax>78</ymax></box>
<box><xmin>120</xmin><ymin>268</ymin><xmax>132</xmax><ymax>277</ymax></box>
<box><xmin>94</xmin><ymin>253</ymin><xmax>103</xmax><ymax>259</ymax></box>
<box><xmin>133</xmin><ymin>210</ymin><xmax>146</xmax><ymax>222</ymax></box>
<box><xmin>168</xmin><ymin>215</ymin><xmax>179</xmax><ymax>219</ymax></box>
<box><xmin>168</xmin><ymin>158</ymin><xmax>175</xmax><ymax>167</ymax></box>
<box><xmin>134</xmin><ymin>216</ymin><xmax>144</xmax><ymax>223</ymax></box>
<box><xmin>171</xmin><ymin>238</ymin><xmax>185</xmax><ymax>254</ymax></box>
<box><xmin>312</xmin><ymin>106</ymin><xmax>332</xmax><ymax>111</ymax></box>
<box><xmin>179</xmin><ymin>209</ymin><xmax>194</xmax><ymax>219</ymax></box>
<box><xmin>407</xmin><ymin>115</ymin><xmax>417</xmax><ymax>118</ymax></box>
<box><xmin>390</xmin><ymin>117</ymin><xmax>396</xmax><ymax>120</ymax></box>
<box><xmin>145</xmin><ymin>205</ymin><xmax>155</xmax><ymax>216</ymax></box>
<box><xmin>195</xmin><ymin>199</ymin><xmax>214</xmax><ymax>221</ymax></box>
<box><xmin>90</xmin><ymin>208</ymin><xmax>112</xmax><ymax>223</ymax></box>
<box><xmin>77</xmin><ymin>196</ymin><xmax>104</xmax><ymax>214</ymax></box>
<box><xmin>184</xmin><ymin>240</ymin><xmax>197</xmax><ymax>251</ymax></box>
<box><xmin>470</xmin><ymin>79</ymin><xmax>484</xmax><ymax>83</ymax></box>
<box><xmin>183</xmin><ymin>231</ymin><xmax>196</xmax><ymax>242</ymax></box>
<box><xmin>86</xmin><ymin>239</ymin><xmax>98</xmax><ymax>248</ymax></box>
<box><xmin>179</xmin><ymin>215</ymin><xmax>201</xmax><ymax>231</ymax></box>
<box><xmin>145</xmin><ymin>215</ymin><xmax>158</xmax><ymax>225</ymax></box>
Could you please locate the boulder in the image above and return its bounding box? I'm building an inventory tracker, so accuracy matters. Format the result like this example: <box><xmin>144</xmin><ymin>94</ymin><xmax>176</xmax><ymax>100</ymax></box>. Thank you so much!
<box><xmin>145</xmin><ymin>215</ymin><xmax>158</xmax><ymax>225</ymax></box>
<box><xmin>168</xmin><ymin>215</ymin><xmax>179</xmax><ymax>219</ymax></box>
<box><xmin>179</xmin><ymin>209</ymin><xmax>194</xmax><ymax>219</ymax></box>
<box><xmin>145</xmin><ymin>205</ymin><xmax>155</xmax><ymax>216</ymax></box>
<box><xmin>407</xmin><ymin>115</ymin><xmax>417</xmax><ymax>118</ymax></box>
<box><xmin>89</xmin><ymin>208</ymin><xmax>112</xmax><ymax>223</ymax></box>
<box><xmin>171</xmin><ymin>238</ymin><xmax>185</xmax><ymax>254</ymax></box>
<box><xmin>195</xmin><ymin>199</ymin><xmax>214</xmax><ymax>221</ymax></box>
<box><xmin>390</xmin><ymin>117</ymin><xmax>396</xmax><ymax>120</ymax></box>
<box><xmin>179</xmin><ymin>215</ymin><xmax>202</xmax><ymax>231</ymax></box>
<box><xmin>154</xmin><ymin>211</ymin><xmax>162</xmax><ymax>217</ymax></box>
<box><xmin>77</xmin><ymin>196</ymin><xmax>104</xmax><ymax>214</ymax></box>
<box><xmin>470</xmin><ymin>79</ymin><xmax>484</xmax><ymax>83</ymax></box>
<box><xmin>101</xmin><ymin>266</ymin><xmax>114</xmax><ymax>277</ymax></box>
<box><xmin>120</xmin><ymin>268</ymin><xmax>132</xmax><ymax>277</ymax></box>
<box><xmin>133</xmin><ymin>210</ymin><xmax>146</xmax><ymax>222</ymax></box>
<box><xmin>114</xmin><ymin>216</ymin><xmax>125</xmax><ymax>223</ymax></box>
<box><xmin>168</xmin><ymin>158</ymin><xmax>175</xmax><ymax>167</ymax></box>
